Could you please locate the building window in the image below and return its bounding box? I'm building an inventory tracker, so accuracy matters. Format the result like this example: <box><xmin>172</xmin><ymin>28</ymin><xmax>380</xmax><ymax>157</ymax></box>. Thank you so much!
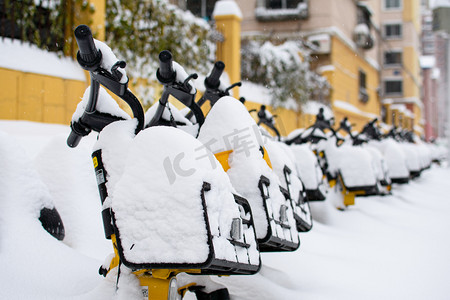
<box><xmin>384</xmin><ymin>0</ymin><xmax>401</xmax><ymax>9</ymax></box>
<box><xmin>185</xmin><ymin>0</ymin><xmax>218</xmax><ymax>21</ymax></box>
<box><xmin>384</xmin><ymin>80</ymin><xmax>403</xmax><ymax>95</ymax></box>
<box><xmin>384</xmin><ymin>23</ymin><xmax>402</xmax><ymax>39</ymax></box>
<box><xmin>359</xmin><ymin>70</ymin><xmax>369</xmax><ymax>103</ymax></box>
<box><xmin>384</xmin><ymin>51</ymin><xmax>402</xmax><ymax>66</ymax></box>
<box><xmin>266</xmin><ymin>0</ymin><xmax>304</xmax><ymax>9</ymax></box>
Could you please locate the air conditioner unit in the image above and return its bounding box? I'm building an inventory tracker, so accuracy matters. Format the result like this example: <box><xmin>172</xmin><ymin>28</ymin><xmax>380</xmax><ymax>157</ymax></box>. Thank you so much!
<box><xmin>307</xmin><ymin>34</ymin><xmax>331</xmax><ymax>54</ymax></box>
<box><xmin>359</xmin><ymin>87</ymin><xmax>369</xmax><ymax>103</ymax></box>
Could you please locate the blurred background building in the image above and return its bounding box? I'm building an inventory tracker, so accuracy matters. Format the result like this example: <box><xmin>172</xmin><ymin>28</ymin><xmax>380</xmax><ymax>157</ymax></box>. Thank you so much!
<box><xmin>1</xmin><ymin>0</ymin><xmax>449</xmax><ymax>141</ymax></box>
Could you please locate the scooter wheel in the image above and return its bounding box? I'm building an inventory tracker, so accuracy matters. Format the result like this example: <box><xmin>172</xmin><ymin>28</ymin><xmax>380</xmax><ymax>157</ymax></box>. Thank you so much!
<box><xmin>39</xmin><ymin>207</ymin><xmax>65</xmax><ymax>241</ymax></box>
<box><xmin>193</xmin><ymin>288</ymin><xmax>230</xmax><ymax>300</ymax></box>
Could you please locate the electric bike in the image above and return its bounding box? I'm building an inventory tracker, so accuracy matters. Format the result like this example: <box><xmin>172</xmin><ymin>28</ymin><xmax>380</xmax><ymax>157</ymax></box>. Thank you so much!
<box><xmin>67</xmin><ymin>25</ymin><xmax>261</xmax><ymax>300</ymax></box>
<box><xmin>286</xmin><ymin>112</ymin><xmax>378</xmax><ymax>209</ymax></box>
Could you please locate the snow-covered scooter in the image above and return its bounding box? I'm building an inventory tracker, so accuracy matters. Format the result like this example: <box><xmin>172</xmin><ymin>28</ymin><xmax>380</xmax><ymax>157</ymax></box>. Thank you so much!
<box><xmin>250</xmin><ymin>105</ymin><xmax>313</xmax><ymax>232</ymax></box>
<box><xmin>335</xmin><ymin>117</ymin><xmax>391</xmax><ymax>195</ymax></box>
<box><xmin>287</xmin><ymin>111</ymin><xmax>378</xmax><ymax>209</ymax></box>
<box><xmin>67</xmin><ymin>25</ymin><xmax>260</xmax><ymax>300</ymax></box>
<box><xmin>360</xmin><ymin>122</ymin><xmax>411</xmax><ymax>184</ymax></box>
<box><xmin>0</xmin><ymin>131</ymin><xmax>65</xmax><ymax>241</ymax></box>
<box><xmin>190</xmin><ymin>64</ymin><xmax>302</xmax><ymax>250</ymax></box>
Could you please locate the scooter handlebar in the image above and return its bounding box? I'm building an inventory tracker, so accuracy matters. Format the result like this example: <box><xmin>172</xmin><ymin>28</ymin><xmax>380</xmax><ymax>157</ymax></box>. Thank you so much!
<box><xmin>74</xmin><ymin>25</ymin><xmax>101</xmax><ymax>68</ymax></box>
<box><xmin>67</xmin><ymin>131</ymin><xmax>82</xmax><ymax>148</ymax></box>
<box><xmin>205</xmin><ymin>61</ymin><xmax>225</xmax><ymax>89</ymax></box>
<box><xmin>157</xmin><ymin>50</ymin><xmax>176</xmax><ymax>84</ymax></box>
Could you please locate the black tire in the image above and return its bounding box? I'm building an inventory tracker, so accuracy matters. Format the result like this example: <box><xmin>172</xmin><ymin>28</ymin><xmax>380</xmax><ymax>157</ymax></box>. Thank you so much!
<box><xmin>39</xmin><ymin>207</ymin><xmax>65</xmax><ymax>241</ymax></box>
<box><xmin>194</xmin><ymin>288</ymin><xmax>230</xmax><ymax>300</ymax></box>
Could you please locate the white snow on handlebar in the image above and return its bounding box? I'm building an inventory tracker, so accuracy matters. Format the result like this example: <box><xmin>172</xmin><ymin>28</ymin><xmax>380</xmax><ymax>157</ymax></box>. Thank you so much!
<box><xmin>71</xmin><ymin>86</ymin><xmax>131</xmax><ymax>122</ymax></box>
<box><xmin>173</xmin><ymin>61</ymin><xmax>196</xmax><ymax>95</ymax></box>
<box><xmin>93</xmin><ymin>39</ymin><xmax>128</xmax><ymax>84</ymax></box>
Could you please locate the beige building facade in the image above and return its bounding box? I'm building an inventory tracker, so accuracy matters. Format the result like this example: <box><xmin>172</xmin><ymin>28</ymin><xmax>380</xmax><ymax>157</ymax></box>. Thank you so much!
<box><xmin>236</xmin><ymin>0</ymin><xmax>382</xmax><ymax>131</ymax></box>
<box><xmin>377</xmin><ymin>0</ymin><xmax>423</xmax><ymax>132</ymax></box>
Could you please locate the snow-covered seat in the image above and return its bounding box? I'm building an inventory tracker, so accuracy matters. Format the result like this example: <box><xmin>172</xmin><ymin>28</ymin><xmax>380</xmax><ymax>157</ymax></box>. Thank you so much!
<box><xmin>198</xmin><ymin>97</ymin><xmax>300</xmax><ymax>252</ymax></box>
<box><xmin>93</xmin><ymin>120</ymin><xmax>260</xmax><ymax>274</ymax></box>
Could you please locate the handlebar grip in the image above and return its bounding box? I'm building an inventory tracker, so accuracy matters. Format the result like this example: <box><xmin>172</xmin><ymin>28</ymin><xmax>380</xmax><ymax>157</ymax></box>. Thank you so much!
<box><xmin>67</xmin><ymin>131</ymin><xmax>82</xmax><ymax>148</ymax></box>
<box><xmin>157</xmin><ymin>50</ymin><xmax>176</xmax><ymax>84</ymax></box>
<box><xmin>205</xmin><ymin>61</ymin><xmax>225</xmax><ymax>89</ymax></box>
<box><xmin>74</xmin><ymin>25</ymin><xmax>100</xmax><ymax>65</ymax></box>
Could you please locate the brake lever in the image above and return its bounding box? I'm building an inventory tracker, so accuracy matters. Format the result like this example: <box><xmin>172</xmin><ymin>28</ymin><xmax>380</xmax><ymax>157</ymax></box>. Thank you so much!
<box><xmin>224</xmin><ymin>82</ymin><xmax>242</xmax><ymax>94</ymax></box>
<box><xmin>182</xmin><ymin>73</ymin><xmax>198</xmax><ymax>92</ymax></box>
<box><xmin>111</xmin><ymin>61</ymin><xmax>126</xmax><ymax>81</ymax></box>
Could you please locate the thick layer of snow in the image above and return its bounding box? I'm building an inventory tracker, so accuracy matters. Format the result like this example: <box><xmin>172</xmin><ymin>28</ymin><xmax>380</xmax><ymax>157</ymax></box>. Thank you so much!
<box><xmin>333</xmin><ymin>100</ymin><xmax>378</xmax><ymax>120</ymax></box>
<box><xmin>1</xmin><ymin>120</ymin><xmax>450</xmax><ymax>300</ymax></box>
<box><xmin>301</xmin><ymin>101</ymin><xmax>334</xmax><ymax>119</ymax></box>
<box><xmin>212</xmin><ymin>0</ymin><xmax>243</xmax><ymax>18</ymax></box>
<box><xmin>97</xmin><ymin>124</ymin><xmax>253</xmax><ymax>265</ymax></box>
<box><xmin>420</xmin><ymin>55</ymin><xmax>436</xmax><ymax>69</ymax></box>
<box><xmin>72</xmin><ymin>86</ymin><xmax>132</xmax><ymax>122</ymax></box>
<box><xmin>317</xmin><ymin>136</ymin><xmax>377</xmax><ymax>188</ymax></box>
<box><xmin>0</xmin><ymin>38</ymin><xmax>86</xmax><ymax>81</ymax></box>
<box><xmin>198</xmin><ymin>97</ymin><xmax>299</xmax><ymax>243</ymax></box>
<box><xmin>94</xmin><ymin>39</ymin><xmax>128</xmax><ymax>84</ymax></box>
<box><xmin>289</xmin><ymin>144</ymin><xmax>324</xmax><ymax>190</ymax></box>
<box><xmin>370</xmin><ymin>139</ymin><xmax>410</xmax><ymax>179</ymax></box>
<box><xmin>264</xmin><ymin>139</ymin><xmax>312</xmax><ymax>227</ymax></box>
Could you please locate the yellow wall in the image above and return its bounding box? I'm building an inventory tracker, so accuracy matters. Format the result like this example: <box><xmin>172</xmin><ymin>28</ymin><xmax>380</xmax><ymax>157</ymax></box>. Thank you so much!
<box><xmin>1</xmin><ymin>0</ymin><xmax>386</xmax><ymax>137</ymax></box>
<box><xmin>215</xmin><ymin>14</ymin><xmax>242</xmax><ymax>98</ymax></box>
<box><xmin>243</xmin><ymin>101</ymin><xmax>305</xmax><ymax>136</ymax></box>
<box><xmin>402</xmin><ymin>47</ymin><xmax>421</xmax><ymax>99</ymax></box>
<box><xmin>403</xmin><ymin>0</ymin><xmax>421</xmax><ymax>32</ymax></box>
<box><xmin>89</xmin><ymin>0</ymin><xmax>106</xmax><ymax>41</ymax></box>
<box><xmin>0</xmin><ymin>68</ymin><xmax>87</xmax><ymax>124</ymax></box>
<box><xmin>328</xmin><ymin>36</ymin><xmax>380</xmax><ymax>131</ymax></box>
<box><xmin>412</xmin><ymin>102</ymin><xmax>422</xmax><ymax>131</ymax></box>
<box><xmin>0</xmin><ymin>0</ymin><xmax>104</xmax><ymax>126</ymax></box>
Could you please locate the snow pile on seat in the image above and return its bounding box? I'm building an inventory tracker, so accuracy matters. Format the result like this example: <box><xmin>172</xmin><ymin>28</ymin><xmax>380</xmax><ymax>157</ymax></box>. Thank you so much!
<box><xmin>318</xmin><ymin>137</ymin><xmax>377</xmax><ymax>188</ymax></box>
<box><xmin>399</xmin><ymin>142</ymin><xmax>421</xmax><ymax>173</ymax></box>
<box><xmin>95</xmin><ymin>122</ymin><xmax>253</xmax><ymax>265</ymax></box>
<box><xmin>289</xmin><ymin>144</ymin><xmax>323</xmax><ymax>190</ymax></box>
<box><xmin>264</xmin><ymin>140</ymin><xmax>312</xmax><ymax>229</ymax></box>
<box><xmin>363</xmin><ymin>145</ymin><xmax>389</xmax><ymax>182</ymax></box>
<box><xmin>198</xmin><ymin>97</ymin><xmax>298</xmax><ymax>243</ymax></box>
<box><xmin>416</xmin><ymin>141</ymin><xmax>432</xmax><ymax>169</ymax></box>
<box><xmin>370</xmin><ymin>139</ymin><xmax>410</xmax><ymax>180</ymax></box>
<box><xmin>144</xmin><ymin>101</ymin><xmax>200</xmax><ymax>137</ymax></box>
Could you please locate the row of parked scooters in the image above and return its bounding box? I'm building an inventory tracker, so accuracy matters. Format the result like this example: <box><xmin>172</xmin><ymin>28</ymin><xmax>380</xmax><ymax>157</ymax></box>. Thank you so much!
<box><xmin>255</xmin><ymin>104</ymin><xmax>446</xmax><ymax>211</ymax></box>
<box><xmin>65</xmin><ymin>25</ymin><xmax>446</xmax><ymax>300</ymax></box>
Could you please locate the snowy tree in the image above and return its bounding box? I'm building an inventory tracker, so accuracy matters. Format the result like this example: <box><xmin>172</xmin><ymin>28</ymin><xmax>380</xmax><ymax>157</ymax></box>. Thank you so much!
<box><xmin>105</xmin><ymin>0</ymin><xmax>215</xmax><ymax>81</ymax></box>
<box><xmin>241</xmin><ymin>39</ymin><xmax>330</xmax><ymax>109</ymax></box>
<box><xmin>0</xmin><ymin>0</ymin><xmax>93</xmax><ymax>54</ymax></box>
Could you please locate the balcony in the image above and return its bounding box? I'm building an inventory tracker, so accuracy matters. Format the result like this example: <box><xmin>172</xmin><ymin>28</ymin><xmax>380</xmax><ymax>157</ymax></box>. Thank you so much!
<box><xmin>353</xmin><ymin>23</ymin><xmax>374</xmax><ymax>50</ymax></box>
<box><xmin>255</xmin><ymin>2</ymin><xmax>309</xmax><ymax>22</ymax></box>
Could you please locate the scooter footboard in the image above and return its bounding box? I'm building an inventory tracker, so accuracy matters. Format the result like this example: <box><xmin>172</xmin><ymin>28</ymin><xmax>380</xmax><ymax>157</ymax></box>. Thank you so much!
<box><xmin>282</xmin><ymin>166</ymin><xmax>313</xmax><ymax>233</ymax></box>
<box><xmin>280</xmin><ymin>187</ymin><xmax>312</xmax><ymax>233</ymax></box>
<box><xmin>257</xmin><ymin>176</ymin><xmax>300</xmax><ymax>252</ymax></box>
<box><xmin>195</xmin><ymin>192</ymin><xmax>261</xmax><ymax>275</ymax></box>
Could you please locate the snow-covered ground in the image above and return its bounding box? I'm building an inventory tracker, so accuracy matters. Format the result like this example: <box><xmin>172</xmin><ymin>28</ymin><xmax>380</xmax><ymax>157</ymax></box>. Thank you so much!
<box><xmin>1</xmin><ymin>120</ymin><xmax>449</xmax><ymax>300</ymax></box>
